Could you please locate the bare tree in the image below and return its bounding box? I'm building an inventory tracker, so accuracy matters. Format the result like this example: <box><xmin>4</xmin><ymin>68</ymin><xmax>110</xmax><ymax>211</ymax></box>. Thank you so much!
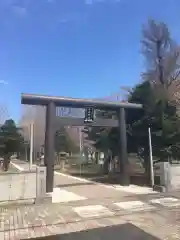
<box><xmin>19</xmin><ymin>105</ymin><xmax>46</xmax><ymax>161</ymax></box>
<box><xmin>141</xmin><ymin>19</ymin><xmax>180</xmax><ymax>104</ymax></box>
<box><xmin>20</xmin><ymin>105</ymin><xmax>85</xmax><ymax>154</ymax></box>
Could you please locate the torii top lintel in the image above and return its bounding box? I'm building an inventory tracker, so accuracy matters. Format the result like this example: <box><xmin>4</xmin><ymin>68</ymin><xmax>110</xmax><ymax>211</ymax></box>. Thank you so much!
<box><xmin>21</xmin><ymin>93</ymin><xmax>143</xmax><ymax>110</ymax></box>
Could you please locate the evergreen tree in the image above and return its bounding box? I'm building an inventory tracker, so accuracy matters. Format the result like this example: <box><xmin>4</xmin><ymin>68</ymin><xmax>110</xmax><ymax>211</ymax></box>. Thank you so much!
<box><xmin>0</xmin><ymin>119</ymin><xmax>24</xmax><ymax>171</ymax></box>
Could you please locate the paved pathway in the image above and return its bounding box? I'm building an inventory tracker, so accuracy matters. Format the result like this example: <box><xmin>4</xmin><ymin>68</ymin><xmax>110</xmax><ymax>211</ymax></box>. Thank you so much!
<box><xmin>10</xmin><ymin>160</ymin><xmax>36</xmax><ymax>172</ymax></box>
<box><xmin>1</xmin><ymin>197</ymin><xmax>180</xmax><ymax>239</ymax></box>
<box><xmin>11</xmin><ymin>160</ymin><xmax>160</xmax><ymax>203</ymax></box>
<box><xmin>53</xmin><ymin>171</ymin><xmax>159</xmax><ymax>199</ymax></box>
<box><xmin>4</xmin><ymin>160</ymin><xmax>180</xmax><ymax>239</ymax></box>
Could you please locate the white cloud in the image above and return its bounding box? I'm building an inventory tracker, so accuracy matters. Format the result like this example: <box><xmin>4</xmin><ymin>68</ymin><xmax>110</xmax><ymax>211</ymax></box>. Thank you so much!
<box><xmin>0</xmin><ymin>80</ymin><xmax>8</xmax><ymax>85</ymax></box>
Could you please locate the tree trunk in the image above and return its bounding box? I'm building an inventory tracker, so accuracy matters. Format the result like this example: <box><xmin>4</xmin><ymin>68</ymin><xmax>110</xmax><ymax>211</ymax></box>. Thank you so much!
<box><xmin>3</xmin><ymin>155</ymin><xmax>10</xmax><ymax>171</ymax></box>
<box><xmin>102</xmin><ymin>156</ymin><xmax>109</xmax><ymax>174</ymax></box>
<box><xmin>144</xmin><ymin>155</ymin><xmax>151</xmax><ymax>185</ymax></box>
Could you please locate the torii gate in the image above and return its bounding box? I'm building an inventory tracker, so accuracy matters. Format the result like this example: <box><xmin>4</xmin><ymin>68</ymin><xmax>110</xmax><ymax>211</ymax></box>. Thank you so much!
<box><xmin>21</xmin><ymin>93</ymin><xmax>142</xmax><ymax>193</ymax></box>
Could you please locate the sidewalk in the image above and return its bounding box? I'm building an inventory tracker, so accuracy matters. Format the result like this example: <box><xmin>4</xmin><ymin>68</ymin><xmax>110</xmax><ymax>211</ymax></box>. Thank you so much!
<box><xmin>1</xmin><ymin>196</ymin><xmax>180</xmax><ymax>239</ymax></box>
<box><xmin>5</xmin><ymin>160</ymin><xmax>180</xmax><ymax>239</ymax></box>
<box><xmin>10</xmin><ymin>160</ymin><xmax>36</xmax><ymax>172</ymax></box>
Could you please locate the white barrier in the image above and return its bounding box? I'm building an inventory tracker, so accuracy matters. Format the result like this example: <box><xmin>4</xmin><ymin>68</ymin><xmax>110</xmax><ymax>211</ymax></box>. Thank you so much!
<box><xmin>171</xmin><ymin>165</ymin><xmax>180</xmax><ymax>190</ymax></box>
<box><xmin>35</xmin><ymin>166</ymin><xmax>47</xmax><ymax>203</ymax></box>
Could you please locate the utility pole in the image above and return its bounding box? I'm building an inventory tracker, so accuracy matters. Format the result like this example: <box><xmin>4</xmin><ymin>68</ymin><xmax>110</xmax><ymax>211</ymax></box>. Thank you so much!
<box><xmin>148</xmin><ymin>127</ymin><xmax>154</xmax><ymax>187</ymax></box>
<box><xmin>79</xmin><ymin>127</ymin><xmax>82</xmax><ymax>153</ymax></box>
<box><xmin>29</xmin><ymin>122</ymin><xmax>34</xmax><ymax>171</ymax></box>
<box><xmin>79</xmin><ymin>127</ymin><xmax>84</xmax><ymax>175</ymax></box>
<box><xmin>25</xmin><ymin>143</ymin><xmax>28</xmax><ymax>162</ymax></box>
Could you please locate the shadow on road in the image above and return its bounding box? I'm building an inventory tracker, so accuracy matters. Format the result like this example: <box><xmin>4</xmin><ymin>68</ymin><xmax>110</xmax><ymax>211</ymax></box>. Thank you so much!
<box><xmin>23</xmin><ymin>223</ymin><xmax>160</xmax><ymax>240</ymax></box>
<box><xmin>65</xmin><ymin>171</ymin><xmax>161</xmax><ymax>187</ymax></box>
<box><xmin>65</xmin><ymin>173</ymin><xmax>155</xmax><ymax>186</ymax></box>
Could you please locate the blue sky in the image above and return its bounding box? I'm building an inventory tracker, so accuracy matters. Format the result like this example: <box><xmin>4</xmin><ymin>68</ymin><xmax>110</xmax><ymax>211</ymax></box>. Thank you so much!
<box><xmin>0</xmin><ymin>0</ymin><xmax>180</xmax><ymax>122</ymax></box>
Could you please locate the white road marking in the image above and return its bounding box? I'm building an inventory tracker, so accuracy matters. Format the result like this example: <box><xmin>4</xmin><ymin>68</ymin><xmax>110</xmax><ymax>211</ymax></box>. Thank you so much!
<box><xmin>54</xmin><ymin>171</ymin><xmax>90</xmax><ymax>183</ymax></box>
<box><xmin>74</xmin><ymin>205</ymin><xmax>114</xmax><ymax>218</ymax></box>
<box><xmin>10</xmin><ymin>162</ymin><xmax>24</xmax><ymax>171</ymax></box>
<box><xmin>50</xmin><ymin>187</ymin><xmax>87</xmax><ymax>203</ymax></box>
<box><xmin>10</xmin><ymin>161</ymin><xmax>37</xmax><ymax>172</ymax></box>
<box><xmin>114</xmin><ymin>200</ymin><xmax>156</xmax><ymax>211</ymax></box>
<box><xmin>150</xmin><ymin>197</ymin><xmax>180</xmax><ymax>207</ymax></box>
<box><xmin>113</xmin><ymin>184</ymin><xmax>158</xmax><ymax>194</ymax></box>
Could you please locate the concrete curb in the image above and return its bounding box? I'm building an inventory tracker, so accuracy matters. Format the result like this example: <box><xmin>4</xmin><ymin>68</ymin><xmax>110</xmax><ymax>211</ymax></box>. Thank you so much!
<box><xmin>153</xmin><ymin>185</ymin><xmax>166</xmax><ymax>193</ymax></box>
<box><xmin>0</xmin><ymin>195</ymin><xmax>53</xmax><ymax>207</ymax></box>
<box><xmin>10</xmin><ymin>162</ymin><xmax>24</xmax><ymax>171</ymax></box>
<box><xmin>0</xmin><ymin>199</ymin><xmax>35</xmax><ymax>207</ymax></box>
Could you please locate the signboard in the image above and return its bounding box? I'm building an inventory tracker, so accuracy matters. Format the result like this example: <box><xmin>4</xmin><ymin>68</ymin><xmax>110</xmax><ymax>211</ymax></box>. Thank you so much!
<box><xmin>98</xmin><ymin>152</ymin><xmax>105</xmax><ymax>165</ymax></box>
<box><xmin>36</xmin><ymin>166</ymin><xmax>47</xmax><ymax>203</ymax></box>
<box><xmin>98</xmin><ymin>159</ymin><xmax>104</xmax><ymax>165</ymax></box>
<box><xmin>100</xmin><ymin>152</ymin><xmax>105</xmax><ymax>159</ymax></box>
<box><xmin>84</xmin><ymin>107</ymin><xmax>94</xmax><ymax>123</ymax></box>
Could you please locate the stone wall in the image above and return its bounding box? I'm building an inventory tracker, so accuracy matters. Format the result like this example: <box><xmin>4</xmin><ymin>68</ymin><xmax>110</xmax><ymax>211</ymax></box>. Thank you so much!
<box><xmin>154</xmin><ymin>163</ymin><xmax>180</xmax><ymax>191</ymax></box>
<box><xmin>171</xmin><ymin>164</ymin><xmax>180</xmax><ymax>190</ymax></box>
